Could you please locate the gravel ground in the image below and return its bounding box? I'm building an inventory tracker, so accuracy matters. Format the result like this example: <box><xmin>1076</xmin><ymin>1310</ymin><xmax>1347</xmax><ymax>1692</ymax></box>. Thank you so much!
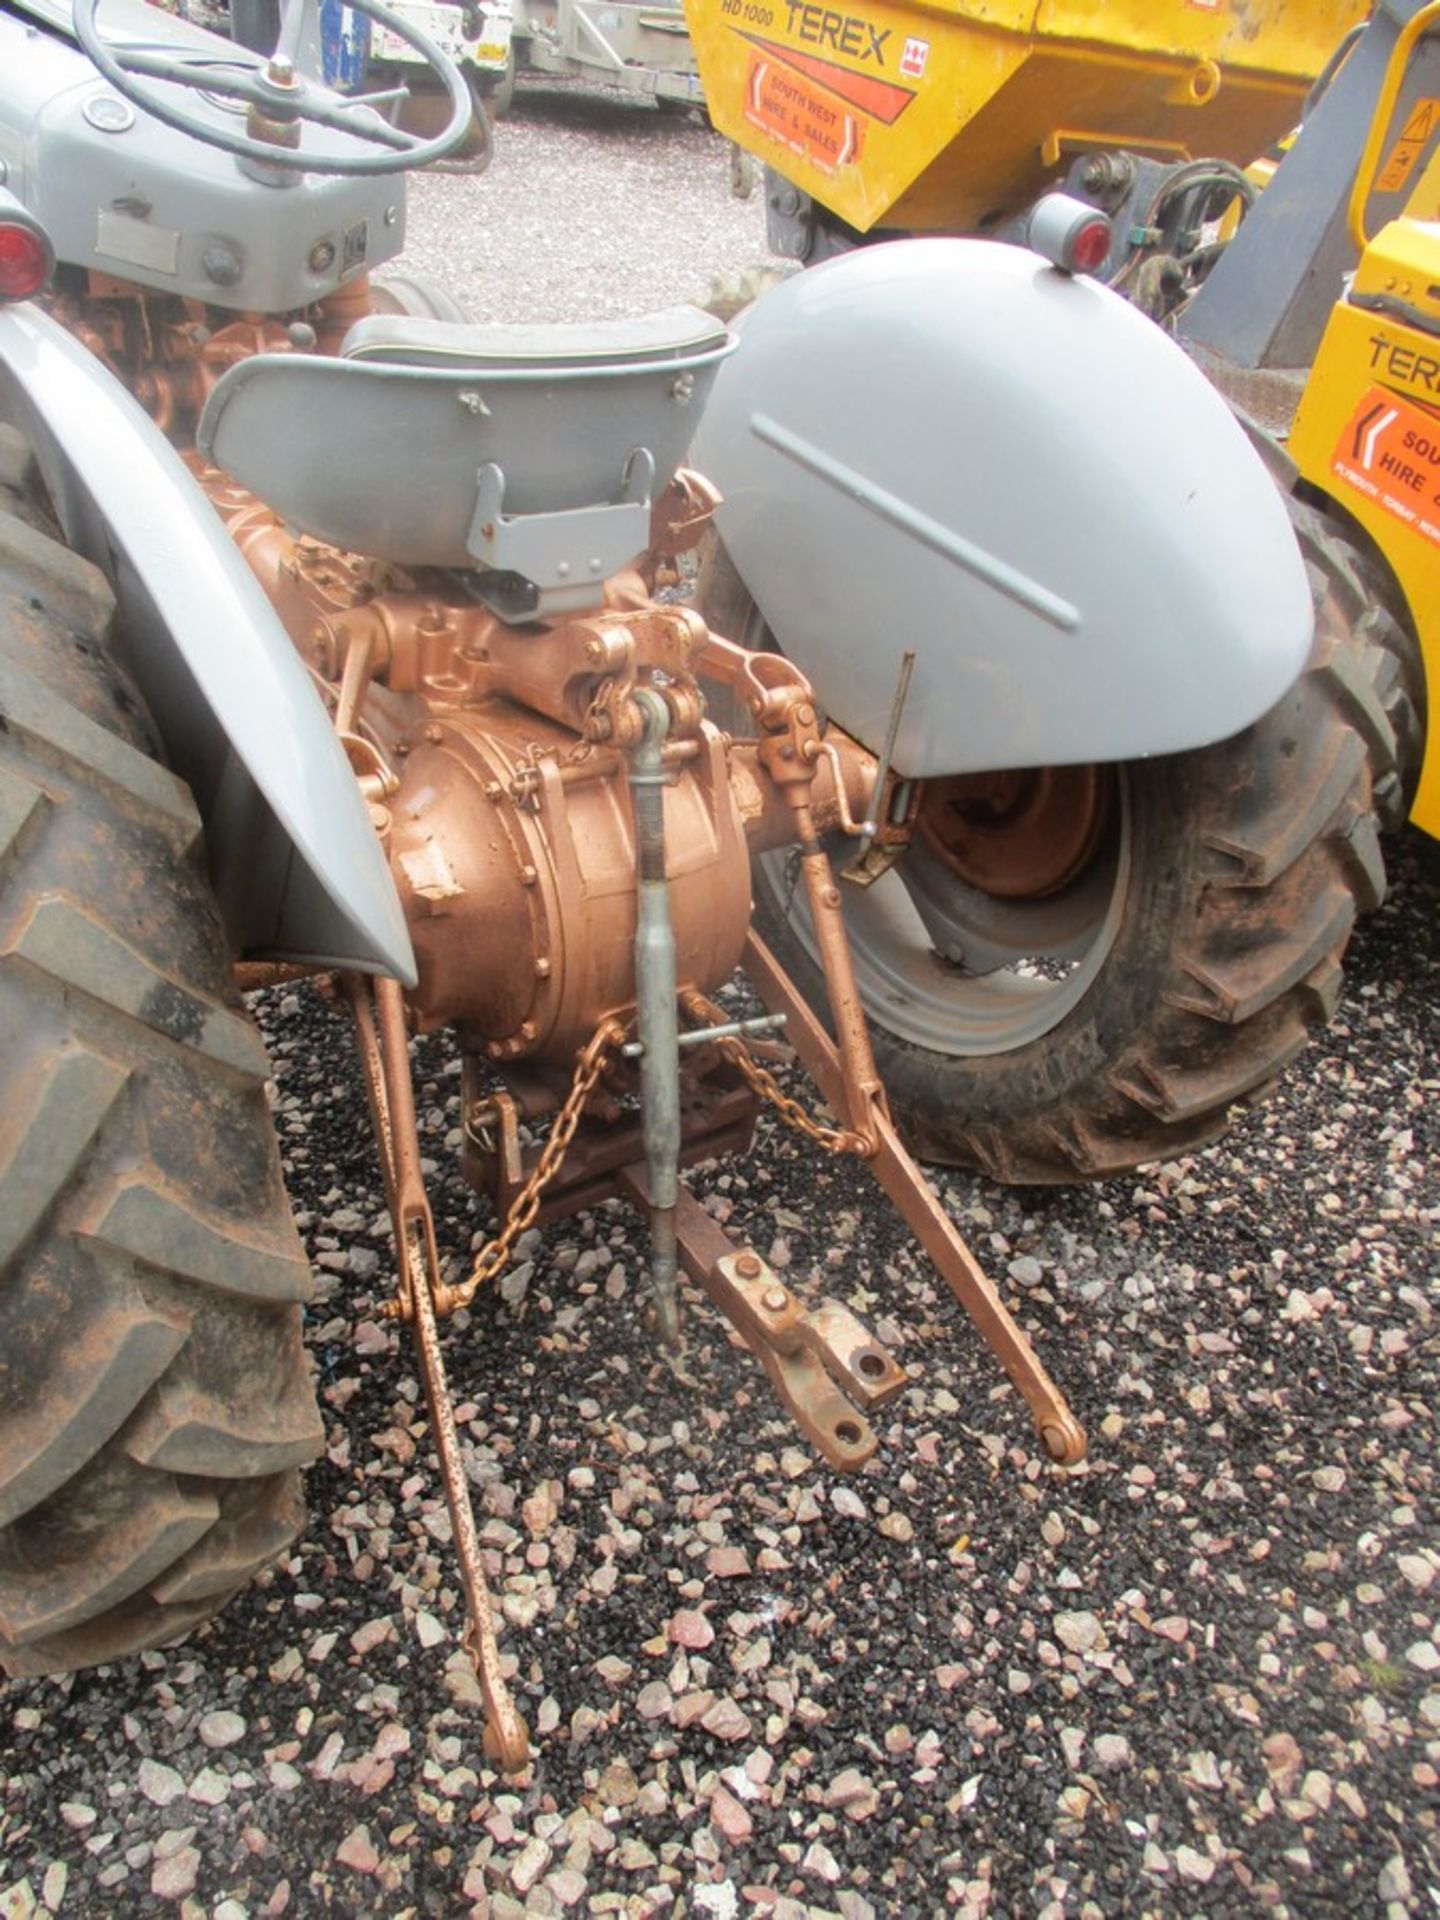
<box><xmin>400</xmin><ymin>82</ymin><xmax>772</xmax><ymax>322</ymax></box>
<box><xmin>4</xmin><ymin>86</ymin><xmax>1440</xmax><ymax>1920</ymax></box>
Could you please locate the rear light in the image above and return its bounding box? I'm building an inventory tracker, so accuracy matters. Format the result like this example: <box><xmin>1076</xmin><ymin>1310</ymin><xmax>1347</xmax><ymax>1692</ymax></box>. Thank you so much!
<box><xmin>1025</xmin><ymin>193</ymin><xmax>1113</xmax><ymax>277</ymax></box>
<box><xmin>1068</xmin><ymin>213</ymin><xmax>1113</xmax><ymax>274</ymax></box>
<box><xmin>0</xmin><ymin>219</ymin><xmax>54</xmax><ymax>301</ymax></box>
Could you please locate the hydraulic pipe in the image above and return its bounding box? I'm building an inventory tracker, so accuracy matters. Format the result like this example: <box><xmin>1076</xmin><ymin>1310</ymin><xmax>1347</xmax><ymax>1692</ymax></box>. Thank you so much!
<box><xmin>629</xmin><ymin>688</ymin><xmax>682</xmax><ymax>1346</ymax></box>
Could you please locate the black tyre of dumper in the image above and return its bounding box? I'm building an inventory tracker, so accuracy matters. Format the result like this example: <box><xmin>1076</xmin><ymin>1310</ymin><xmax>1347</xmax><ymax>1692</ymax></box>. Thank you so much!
<box><xmin>697</xmin><ymin>511</ymin><xmax>1397</xmax><ymax>1185</ymax></box>
<box><xmin>0</xmin><ymin>448</ymin><xmax>322</xmax><ymax>1676</ymax></box>
<box><xmin>393</xmin><ymin>69</ymin><xmax>494</xmax><ymax>168</ymax></box>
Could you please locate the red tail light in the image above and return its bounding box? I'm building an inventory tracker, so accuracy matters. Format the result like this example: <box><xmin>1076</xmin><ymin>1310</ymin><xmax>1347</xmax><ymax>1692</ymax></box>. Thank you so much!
<box><xmin>1068</xmin><ymin>213</ymin><xmax>1113</xmax><ymax>275</ymax></box>
<box><xmin>0</xmin><ymin>221</ymin><xmax>55</xmax><ymax>301</ymax></box>
<box><xmin>1025</xmin><ymin>194</ymin><xmax>1114</xmax><ymax>277</ymax></box>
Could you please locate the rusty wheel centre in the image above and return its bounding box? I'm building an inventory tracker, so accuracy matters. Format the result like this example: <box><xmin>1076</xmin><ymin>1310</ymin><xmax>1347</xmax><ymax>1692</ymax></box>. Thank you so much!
<box><xmin>916</xmin><ymin>765</ymin><xmax>1114</xmax><ymax>900</ymax></box>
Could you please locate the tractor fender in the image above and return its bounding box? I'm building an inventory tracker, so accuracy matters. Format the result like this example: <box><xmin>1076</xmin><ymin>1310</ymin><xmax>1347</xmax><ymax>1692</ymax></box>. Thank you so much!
<box><xmin>0</xmin><ymin>303</ymin><xmax>414</xmax><ymax>981</ymax></box>
<box><xmin>690</xmin><ymin>239</ymin><xmax>1314</xmax><ymax>778</ymax></box>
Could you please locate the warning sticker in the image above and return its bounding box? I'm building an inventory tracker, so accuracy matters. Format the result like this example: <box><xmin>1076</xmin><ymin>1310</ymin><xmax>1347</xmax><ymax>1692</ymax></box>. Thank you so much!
<box><xmin>739</xmin><ymin>31</ymin><xmax>915</xmax><ymax>124</ymax></box>
<box><xmin>1376</xmin><ymin>97</ymin><xmax>1440</xmax><ymax>195</ymax></box>
<box><xmin>1332</xmin><ymin>385</ymin><xmax>1440</xmax><ymax>545</ymax></box>
<box><xmin>900</xmin><ymin>35</ymin><xmax>928</xmax><ymax>78</ymax></box>
<box><xmin>745</xmin><ymin>54</ymin><xmax>865</xmax><ymax>172</ymax></box>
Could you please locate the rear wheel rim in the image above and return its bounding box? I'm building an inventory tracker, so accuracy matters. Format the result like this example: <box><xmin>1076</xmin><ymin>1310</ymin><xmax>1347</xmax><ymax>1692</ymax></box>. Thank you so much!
<box><xmin>759</xmin><ymin>766</ymin><xmax>1133</xmax><ymax>1057</ymax></box>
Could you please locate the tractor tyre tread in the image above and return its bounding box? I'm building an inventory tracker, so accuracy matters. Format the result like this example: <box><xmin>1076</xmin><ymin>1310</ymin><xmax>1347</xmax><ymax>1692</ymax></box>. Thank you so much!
<box><xmin>1289</xmin><ymin>496</ymin><xmax>1427</xmax><ymax>830</ymax></box>
<box><xmin>0</xmin><ymin>500</ymin><xmax>320</xmax><ymax>1677</ymax></box>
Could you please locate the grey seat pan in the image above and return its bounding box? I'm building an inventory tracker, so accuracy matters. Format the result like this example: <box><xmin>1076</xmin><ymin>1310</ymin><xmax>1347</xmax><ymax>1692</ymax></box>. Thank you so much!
<box><xmin>341</xmin><ymin>305</ymin><xmax>730</xmax><ymax>370</ymax></box>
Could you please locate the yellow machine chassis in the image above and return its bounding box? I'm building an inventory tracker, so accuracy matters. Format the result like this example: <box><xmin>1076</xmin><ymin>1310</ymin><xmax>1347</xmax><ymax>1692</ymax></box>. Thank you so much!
<box><xmin>1291</xmin><ymin>237</ymin><xmax>1440</xmax><ymax>837</ymax></box>
<box><xmin>686</xmin><ymin>0</ymin><xmax>1368</xmax><ymax>235</ymax></box>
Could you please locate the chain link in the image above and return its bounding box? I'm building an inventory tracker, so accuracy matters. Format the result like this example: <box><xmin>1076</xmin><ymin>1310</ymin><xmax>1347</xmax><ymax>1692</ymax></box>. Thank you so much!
<box><xmin>441</xmin><ymin>981</ymin><xmax>865</xmax><ymax>1317</ymax></box>
<box><xmin>682</xmin><ymin>990</ymin><xmax>869</xmax><ymax>1157</ymax></box>
<box><xmin>506</xmin><ymin>681</ymin><xmax>622</xmax><ymax>808</ymax></box>
<box><xmin>438</xmin><ymin>1017</ymin><xmax>625</xmax><ymax>1314</ymax></box>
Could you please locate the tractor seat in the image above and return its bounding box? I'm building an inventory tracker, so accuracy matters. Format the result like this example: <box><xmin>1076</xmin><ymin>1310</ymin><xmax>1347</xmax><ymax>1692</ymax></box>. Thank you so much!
<box><xmin>197</xmin><ymin>306</ymin><xmax>735</xmax><ymax>584</ymax></box>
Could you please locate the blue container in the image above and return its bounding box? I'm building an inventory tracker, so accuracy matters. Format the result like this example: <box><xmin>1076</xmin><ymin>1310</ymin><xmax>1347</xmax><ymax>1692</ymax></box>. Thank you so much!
<box><xmin>319</xmin><ymin>0</ymin><xmax>372</xmax><ymax>88</ymax></box>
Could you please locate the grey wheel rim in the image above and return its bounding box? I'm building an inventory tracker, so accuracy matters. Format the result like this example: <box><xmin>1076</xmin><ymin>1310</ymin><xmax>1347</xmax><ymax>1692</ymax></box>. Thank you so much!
<box><xmin>758</xmin><ymin>780</ymin><xmax>1133</xmax><ymax>1057</ymax></box>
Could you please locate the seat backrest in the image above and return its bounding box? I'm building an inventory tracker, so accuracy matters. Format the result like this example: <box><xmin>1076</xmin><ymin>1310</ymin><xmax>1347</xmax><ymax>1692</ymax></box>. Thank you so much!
<box><xmin>197</xmin><ymin>308</ymin><xmax>735</xmax><ymax>579</ymax></box>
<box><xmin>340</xmin><ymin>306</ymin><xmax>731</xmax><ymax>372</ymax></box>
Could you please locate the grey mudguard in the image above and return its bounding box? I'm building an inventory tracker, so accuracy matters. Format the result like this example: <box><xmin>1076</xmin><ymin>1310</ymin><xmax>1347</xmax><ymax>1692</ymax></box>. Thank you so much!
<box><xmin>690</xmin><ymin>239</ymin><xmax>1314</xmax><ymax>778</ymax></box>
<box><xmin>0</xmin><ymin>304</ymin><xmax>415</xmax><ymax>980</ymax></box>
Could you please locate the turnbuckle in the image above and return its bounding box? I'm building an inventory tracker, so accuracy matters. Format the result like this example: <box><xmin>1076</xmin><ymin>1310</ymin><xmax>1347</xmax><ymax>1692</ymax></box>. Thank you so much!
<box><xmin>628</xmin><ymin>687</ymin><xmax>683</xmax><ymax>1347</ymax></box>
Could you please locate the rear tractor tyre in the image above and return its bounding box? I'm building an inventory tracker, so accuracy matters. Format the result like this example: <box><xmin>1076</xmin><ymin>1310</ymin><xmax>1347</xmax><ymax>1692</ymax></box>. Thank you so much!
<box><xmin>1288</xmin><ymin>496</ymin><xmax>1427</xmax><ymax>831</ymax></box>
<box><xmin>697</xmin><ymin>531</ymin><xmax>1389</xmax><ymax>1184</ymax></box>
<box><xmin>0</xmin><ymin>461</ymin><xmax>322</xmax><ymax>1676</ymax></box>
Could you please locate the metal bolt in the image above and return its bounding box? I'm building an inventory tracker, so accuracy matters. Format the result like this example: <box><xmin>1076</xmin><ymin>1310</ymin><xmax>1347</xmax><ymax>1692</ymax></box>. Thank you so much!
<box><xmin>423</xmin><ymin>723</ymin><xmax>443</xmax><ymax>744</ymax></box>
<box><xmin>762</xmin><ymin>1285</ymin><xmax>788</xmax><ymax>1312</ymax></box>
<box><xmin>735</xmin><ymin>1252</ymin><xmax>762</xmax><ymax>1278</ymax></box>
<box><xmin>519</xmin><ymin>864</ymin><xmax>538</xmax><ymax>887</ymax></box>
<box><xmin>533</xmin><ymin>957</ymin><xmax>551</xmax><ymax>977</ymax></box>
<box><xmin>518</xmin><ymin>1021</ymin><xmax>536</xmax><ymax>1042</ymax></box>
<box><xmin>203</xmin><ymin>242</ymin><xmax>244</xmax><ymax>287</ymax></box>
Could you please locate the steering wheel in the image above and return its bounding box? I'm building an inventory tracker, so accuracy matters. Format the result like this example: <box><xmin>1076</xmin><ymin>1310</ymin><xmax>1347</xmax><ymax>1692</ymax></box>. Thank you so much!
<box><xmin>72</xmin><ymin>0</ymin><xmax>473</xmax><ymax>176</ymax></box>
